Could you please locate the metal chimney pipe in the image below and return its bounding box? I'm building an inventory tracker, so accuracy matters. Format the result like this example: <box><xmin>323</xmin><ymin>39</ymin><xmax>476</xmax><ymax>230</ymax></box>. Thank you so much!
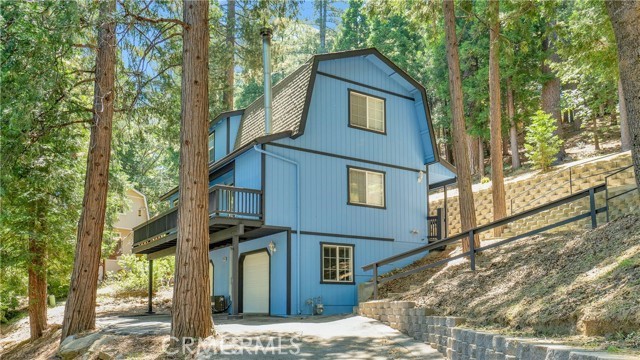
<box><xmin>260</xmin><ymin>27</ymin><xmax>273</xmax><ymax>135</ymax></box>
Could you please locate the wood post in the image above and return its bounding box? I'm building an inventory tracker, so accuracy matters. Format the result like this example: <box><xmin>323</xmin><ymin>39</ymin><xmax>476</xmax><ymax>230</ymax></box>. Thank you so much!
<box><xmin>230</xmin><ymin>235</ymin><xmax>240</xmax><ymax>317</ymax></box>
<box><xmin>468</xmin><ymin>230</ymin><xmax>476</xmax><ymax>271</ymax></box>
<box><xmin>373</xmin><ymin>264</ymin><xmax>378</xmax><ymax>300</ymax></box>
<box><xmin>147</xmin><ymin>259</ymin><xmax>154</xmax><ymax>314</ymax></box>
<box><xmin>589</xmin><ymin>188</ymin><xmax>597</xmax><ymax>229</ymax></box>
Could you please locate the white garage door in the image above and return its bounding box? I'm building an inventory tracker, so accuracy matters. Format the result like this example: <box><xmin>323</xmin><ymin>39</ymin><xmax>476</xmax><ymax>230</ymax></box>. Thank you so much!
<box><xmin>242</xmin><ymin>251</ymin><xmax>269</xmax><ymax>314</ymax></box>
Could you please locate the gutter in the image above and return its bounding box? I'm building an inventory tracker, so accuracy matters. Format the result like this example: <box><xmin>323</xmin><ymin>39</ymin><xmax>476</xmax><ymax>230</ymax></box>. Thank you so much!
<box><xmin>253</xmin><ymin>144</ymin><xmax>301</xmax><ymax>315</ymax></box>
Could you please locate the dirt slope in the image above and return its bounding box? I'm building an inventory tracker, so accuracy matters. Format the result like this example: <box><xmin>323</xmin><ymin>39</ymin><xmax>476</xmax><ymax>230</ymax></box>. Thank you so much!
<box><xmin>380</xmin><ymin>215</ymin><xmax>640</xmax><ymax>340</ymax></box>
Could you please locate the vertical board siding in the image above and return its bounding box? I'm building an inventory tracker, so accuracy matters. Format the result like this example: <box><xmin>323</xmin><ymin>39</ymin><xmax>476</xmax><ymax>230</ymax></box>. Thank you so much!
<box><xmin>209</xmin><ymin>232</ymin><xmax>288</xmax><ymax>316</ymax></box>
<box><xmin>212</xmin><ymin>119</ymin><xmax>228</xmax><ymax>162</ymax></box>
<box><xmin>234</xmin><ymin>149</ymin><xmax>261</xmax><ymax>190</ymax></box>
<box><xmin>229</xmin><ymin>114</ymin><xmax>242</xmax><ymax>150</ymax></box>
<box><xmin>318</xmin><ymin>57</ymin><xmax>413</xmax><ymax>96</ymax></box>
<box><xmin>277</xmin><ymin>73</ymin><xmax>427</xmax><ymax>170</ymax></box>
<box><xmin>292</xmin><ymin>234</ymin><xmax>425</xmax><ymax>315</ymax></box>
<box><xmin>264</xmin><ymin>146</ymin><xmax>428</xmax><ymax>243</ymax></box>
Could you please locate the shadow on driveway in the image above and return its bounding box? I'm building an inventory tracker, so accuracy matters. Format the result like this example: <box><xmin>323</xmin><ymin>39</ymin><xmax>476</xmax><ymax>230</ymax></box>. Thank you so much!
<box><xmin>97</xmin><ymin>313</ymin><xmax>444</xmax><ymax>359</ymax></box>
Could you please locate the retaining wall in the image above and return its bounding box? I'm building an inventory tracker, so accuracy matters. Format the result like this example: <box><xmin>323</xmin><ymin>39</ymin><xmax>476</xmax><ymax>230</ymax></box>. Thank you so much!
<box><xmin>357</xmin><ymin>300</ymin><xmax>635</xmax><ymax>360</ymax></box>
<box><xmin>430</xmin><ymin>152</ymin><xmax>635</xmax><ymax>239</ymax></box>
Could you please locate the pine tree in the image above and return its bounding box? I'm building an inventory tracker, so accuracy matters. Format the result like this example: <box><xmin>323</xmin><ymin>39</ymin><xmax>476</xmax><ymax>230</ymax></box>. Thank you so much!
<box><xmin>171</xmin><ymin>0</ymin><xmax>213</xmax><ymax>341</ymax></box>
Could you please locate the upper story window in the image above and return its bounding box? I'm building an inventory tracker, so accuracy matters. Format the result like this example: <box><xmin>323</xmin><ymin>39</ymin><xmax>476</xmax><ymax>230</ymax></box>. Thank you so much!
<box><xmin>208</xmin><ymin>132</ymin><xmax>215</xmax><ymax>162</ymax></box>
<box><xmin>321</xmin><ymin>243</ymin><xmax>354</xmax><ymax>284</ymax></box>
<box><xmin>349</xmin><ymin>89</ymin><xmax>386</xmax><ymax>134</ymax></box>
<box><xmin>348</xmin><ymin>166</ymin><xmax>385</xmax><ymax>208</ymax></box>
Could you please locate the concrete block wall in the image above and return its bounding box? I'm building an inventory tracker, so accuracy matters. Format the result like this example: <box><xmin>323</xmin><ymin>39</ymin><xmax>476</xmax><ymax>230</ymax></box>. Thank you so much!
<box><xmin>430</xmin><ymin>152</ymin><xmax>634</xmax><ymax>239</ymax></box>
<box><xmin>357</xmin><ymin>300</ymin><xmax>636</xmax><ymax>360</ymax></box>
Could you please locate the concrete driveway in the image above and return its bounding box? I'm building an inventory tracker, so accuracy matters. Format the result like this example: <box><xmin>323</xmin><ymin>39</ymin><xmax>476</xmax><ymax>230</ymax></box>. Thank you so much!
<box><xmin>98</xmin><ymin>314</ymin><xmax>444</xmax><ymax>359</ymax></box>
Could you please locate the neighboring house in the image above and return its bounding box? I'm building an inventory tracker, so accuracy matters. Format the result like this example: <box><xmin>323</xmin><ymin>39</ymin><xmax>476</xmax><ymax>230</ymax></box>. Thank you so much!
<box><xmin>132</xmin><ymin>48</ymin><xmax>456</xmax><ymax>316</ymax></box>
<box><xmin>103</xmin><ymin>188</ymin><xmax>150</xmax><ymax>275</ymax></box>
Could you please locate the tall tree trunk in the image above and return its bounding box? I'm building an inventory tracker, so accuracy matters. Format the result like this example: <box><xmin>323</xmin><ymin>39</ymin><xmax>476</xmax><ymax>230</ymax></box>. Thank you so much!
<box><xmin>609</xmin><ymin>99</ymin><xmax>617</xmax><ymax>126</ymax></box>
<box><xmin>488</xmin><ymin>0</ymin><xmax>506</xmax><ymax>236</ymax></box>
<box><xmin>28</xmin><ymin>228</ymin><xmax>47</xmax><ymax>339</ymax></box>
<box><xmin>61</xmin><ymin>0</ymin><xmax>116</xmax><ymax>340</ymax></box>
<box><xmin>442</xmin><ymin>0</ymin><xmax>478</xmax><ymax>251</ymax></box>
<box><xmin>541</xmin><ymin>33</ymin><xmax>565</xmax><ymax>161</ymax></box>
<box><xmin>172</xmin><ymin>0</ymin><xmax>213</xmax><ymax>341</ymax></box>
<box><xmin>507</xmin><ymin>77</ymin><xmax>520</xmax><ymax>169</ymax></box>
<box><xmin>319</xmin><ymin>0</ymin><xmax>327</xmax><ymax>53</ymax></box>
<box><xmin>595</xmin><ymin>104</ymin><xmax>602</xmax><ymax>151</ymax></box>
<box><xmin>478</xmin><ymin>139</ymin><xmax>485</xmax><ymax>177</ymax></box>
<box><xmin>470</xmin><ymin>137</ymin><xmax>478</xmax><ymax>175</ymax></box>
<box><xmin>618</xmin><ymin>78</ymin><xmax>631</xmax><ymax>151</ymax></box>
<box><xmin>223</xmin><ymin>0</ymin><xmax>235</xmax><ymax>110</ymax></box>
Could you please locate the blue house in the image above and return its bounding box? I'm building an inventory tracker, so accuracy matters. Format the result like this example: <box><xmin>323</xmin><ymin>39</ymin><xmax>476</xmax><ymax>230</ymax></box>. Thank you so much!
<box><xmin>132</xmin><ymin>48</ymin><xmax>456</xmax><ymax>316</ymax></box>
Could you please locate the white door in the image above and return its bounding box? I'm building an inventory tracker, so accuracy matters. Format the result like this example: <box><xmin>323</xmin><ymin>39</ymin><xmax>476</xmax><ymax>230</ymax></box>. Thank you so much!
<box><xmin>242</xmin><ymin>251</ymin><xmax>269</xmax><ymax>314</ymax></box>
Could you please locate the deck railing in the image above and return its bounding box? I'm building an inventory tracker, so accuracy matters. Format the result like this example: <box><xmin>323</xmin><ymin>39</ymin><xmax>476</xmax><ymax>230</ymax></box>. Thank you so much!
<box><xmin>133</xmin><ymin>185</ymin><xmax>263</xmax><ymax>245</ymax></box>
<box><xmin>363</xmin><ymin>184</ymin><xmax>607</xmax><ymax>300</ymax></box>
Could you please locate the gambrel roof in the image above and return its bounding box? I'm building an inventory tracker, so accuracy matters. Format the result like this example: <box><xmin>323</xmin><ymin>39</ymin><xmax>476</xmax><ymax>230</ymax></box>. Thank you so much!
<box><xmin>225</xmin><ymin>48</ymin><xmax>439</xmax><ymax>164</ymax></box>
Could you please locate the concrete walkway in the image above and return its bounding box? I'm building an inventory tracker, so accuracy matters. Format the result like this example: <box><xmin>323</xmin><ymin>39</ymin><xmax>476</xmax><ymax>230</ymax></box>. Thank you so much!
<box><xmin>97</xmin><ymin>314</ymin><xmax>444</xmax><ymax>359</ymax></box>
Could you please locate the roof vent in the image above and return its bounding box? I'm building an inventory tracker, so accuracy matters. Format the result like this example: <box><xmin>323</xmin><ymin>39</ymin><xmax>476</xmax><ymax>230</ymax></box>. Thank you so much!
<box><xmin>261</xmin><ymin>27</ymin><xmax>273</xmax><ymax>135</ymax></box>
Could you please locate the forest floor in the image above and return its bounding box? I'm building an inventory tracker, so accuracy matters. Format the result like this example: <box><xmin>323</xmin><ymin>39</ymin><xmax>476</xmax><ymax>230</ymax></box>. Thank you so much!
<box><xmin>379</xmin><ymin>214</ymin><xmax>640</xmax><ymax>356</ymax></box>
<box><xmin>0</xmin><ymin>286</ymin><xmax>174</xmax><ymax>359</ymax></box>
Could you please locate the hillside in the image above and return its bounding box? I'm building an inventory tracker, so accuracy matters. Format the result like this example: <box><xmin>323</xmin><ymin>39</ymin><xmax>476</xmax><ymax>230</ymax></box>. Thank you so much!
<box><xmin>379</xmin><ymin>215</ymin><xmax>640</xmax><ymax>352</ymax></box>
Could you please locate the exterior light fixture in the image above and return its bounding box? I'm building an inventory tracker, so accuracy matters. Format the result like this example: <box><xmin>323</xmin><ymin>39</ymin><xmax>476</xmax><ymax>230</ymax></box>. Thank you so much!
<box><xmin>268</xmin><ymin>240</ymin><xmax>276</xmax><ymax>254</ymax></box>
<box><xmin>418</xmin><ymin>171</ymin><xmax>424</xmax><ymax>183</ymax></box>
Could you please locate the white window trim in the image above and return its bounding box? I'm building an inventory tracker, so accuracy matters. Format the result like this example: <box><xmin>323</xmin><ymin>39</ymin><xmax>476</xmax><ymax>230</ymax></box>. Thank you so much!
<box><xmin>348</xmin><ymin>167</ymin><xmax>386</xmax><ymax>208</ymax></box>
<box><xmin>208</xmin><ymin>131</ymin><xmax>215</xmax><ymax>162</ymax></box>
<box><xmin>321</xmin><ymin>243</ymin><xmax>354</xmax><ymax>283</ymax></box>
<box><xmin>349</xmin><ymin>90</ymin><xmax>386</xmax><ymax>133</ymax></box>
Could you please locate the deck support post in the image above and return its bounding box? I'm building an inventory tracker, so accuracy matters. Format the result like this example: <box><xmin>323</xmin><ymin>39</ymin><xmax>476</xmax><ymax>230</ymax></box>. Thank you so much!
<box><xmin>589</xmin><ymin>188</ymin><xmax>597</xmax><ymax>229</ymax></box>
<box><xmin>147</xmin><ymin>259</ymin><xmax>154</xmax><ymax>314</ymax></box>
<box><xmin>373</xmin><ymin>264</ymin><xmax>378</xmax><ymax>300</ymax></box>
<box><xmin>443</xmin><ymin>185</ymin><xmax>448</xmax><ymax>237</ymax></box>
<box><xmin>230</xmin><ymin>234</ymin><xmax>241</xmax><ymax>318</ymax></box>
<box><xmin>468</xmin><ymin>231</ymin><xmax>476</xmax><ymax>271</ymax></box>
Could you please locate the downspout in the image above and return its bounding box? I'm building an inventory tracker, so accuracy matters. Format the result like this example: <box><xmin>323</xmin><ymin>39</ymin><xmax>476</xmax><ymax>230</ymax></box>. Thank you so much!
<box><xmin>253</xmin><ymin>145</ymin><xmax>301</xmax><ymax>315</ymax></box>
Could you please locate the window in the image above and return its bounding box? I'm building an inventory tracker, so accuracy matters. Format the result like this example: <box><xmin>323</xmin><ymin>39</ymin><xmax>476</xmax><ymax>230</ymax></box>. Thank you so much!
<box><xmin>349</xmin><ymin>90</ymin><xmax>385</xmax><ymax>133</ymax></box>
<box><xmin>321</xmin><ymin>243</ymin><xmax>354</xmax><ymax>283</ymax></box>
<box><xmin>348</xmin><ymin>167</ymin><xmax>385</xmax><ymax>208</ymax></box>
<box><xmin>208</xmin><ymin>132</ymin><xmax>215</xmax><ymax>162</ymax></box>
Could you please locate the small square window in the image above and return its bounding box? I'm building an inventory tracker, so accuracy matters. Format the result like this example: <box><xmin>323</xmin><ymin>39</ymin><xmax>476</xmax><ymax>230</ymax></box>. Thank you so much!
<box><xmin>321</xmin><ymin>244</ymin><xmax>353</xmax><ymax>283</ymax></box>
<box><xmin>349</xmin><ymin>90</ymin><xmax>386</xmax><ymax>133</ymax></box>
<box><xmin>348</xmin><ymin>167</ymin><xmax>385</xmax><ymax>208</ymax></box>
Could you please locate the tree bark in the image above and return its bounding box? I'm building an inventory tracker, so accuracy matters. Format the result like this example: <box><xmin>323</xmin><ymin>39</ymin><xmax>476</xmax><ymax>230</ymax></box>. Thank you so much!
<box><xmin>223</xmin><ymin>0</ymin><xmax>235</xmax><ymax>110</ymax></box>
<box><xmin>618</xmin><ymin>78</ymin><xmax>631</xmax><ymax>151</ymax></box>
<box><xmin>607</xmin><ymin>0</ymin><xmax>640</xmax><ymax>190</ymax></box>
<box><xmin>319</xmin><ymin>0</ymin><xmax>327</xmax><ymax>53</ymax></box>
<box><xmin>478</xmin><ymin>138</ymin><xmax>485</xmax><ymax>177</ymax></box>
<box><xmin>171</xmin><ymin>0</ymin><xmax>213</xmax><ymax>341</ymax></box>
<box><xmin>488</xmin><ymin>0</ymin><xmax>506</xmax><ymax>236</ymax></box>
<box><xmin>609</xmin><ymin>99</ymin><xmax>617</xmax><ymax>126</ymax></box>
<box><xmin>442</xmin><ymin>0</ymin><xmax>478</xmax><ymax>251</ymax></box>
<box><xmin>541</xmin><ymin>32</ymin><xmax>565</xmax><ymax>160</ymax></box>
<box><xmin>507</xmin><ymin>77</ymin><xmax>520</xmax><ymax>169</ymax></box>
<box><xmin>595</xmin><ymin>104</ymin><xmax>602</xmax><ymax>151</ymax></box>
<box><xmin>61</xmin><ymin>0</ymin><xmax>116</xmax><ymax>340</ymax></box>
<box><xmin>28</xmin><ymin>234</ymin><xmax>47</xmax><ymax>340</ymax></box>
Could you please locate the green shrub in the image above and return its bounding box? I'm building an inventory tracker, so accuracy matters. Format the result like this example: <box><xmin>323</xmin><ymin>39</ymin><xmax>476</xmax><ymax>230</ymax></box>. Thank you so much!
<box><xmin>108</xmin><ymin>254</ymin><xmax>174</xmax><ymax>297</ymax></box>
<box><xmin>524</xmin><ymin>110</ymin><xmax>563</xmax><ymax>172</ymax></box>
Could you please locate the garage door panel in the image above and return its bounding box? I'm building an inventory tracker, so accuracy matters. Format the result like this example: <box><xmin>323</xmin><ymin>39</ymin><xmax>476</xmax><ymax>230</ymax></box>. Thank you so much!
<box><xmin>243</xmin><ymin>252</ymin><xmax>269</xmax><ymax>314</ymax></box>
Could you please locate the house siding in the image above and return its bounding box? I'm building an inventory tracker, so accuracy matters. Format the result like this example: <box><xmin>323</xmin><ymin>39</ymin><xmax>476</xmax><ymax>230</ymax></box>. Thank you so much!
<box><xmin>210</xmin><ymin>231</ymin><xmax>289</xmax><ymax>316</ymax></box>
<box><xmin>261</xmin><ymin>56</ymin><xmax>432</xmax><ymax>315</ymax></box>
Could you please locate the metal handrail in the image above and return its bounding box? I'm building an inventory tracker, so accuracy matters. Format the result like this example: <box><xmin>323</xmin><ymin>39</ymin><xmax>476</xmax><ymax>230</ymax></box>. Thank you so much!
<box><xmin>604</xmin><ymin>165</ymin><xmax>637</xmax><ymax>222</ymax></box>
<box><xmin>510</xmin><ymin>152</ymin><xmax>629</xmax><ymax>215</ymax></box>
<box><xmin>363</xmin><ymin>184</ymin><xmax>607</xmax><ymax>300</ymax></box>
